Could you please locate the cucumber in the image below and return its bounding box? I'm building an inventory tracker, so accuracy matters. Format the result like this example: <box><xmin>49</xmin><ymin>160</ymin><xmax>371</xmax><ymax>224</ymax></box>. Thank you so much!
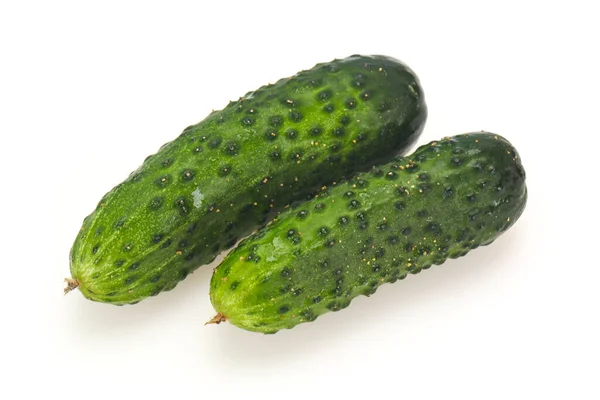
<box><xmin>67</xmin><ymin>54</ymin><xmax>427</xmax><ymax>305</ymax></box>
<box><xmin>208</xmin><ymin>132</ymin><xmax>527</xmax><ymax>333</ymax></box>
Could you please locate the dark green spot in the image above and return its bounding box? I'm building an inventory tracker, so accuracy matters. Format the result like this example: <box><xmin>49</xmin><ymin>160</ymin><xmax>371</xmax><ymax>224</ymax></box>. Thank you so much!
<box><xmin>317</xmin><ymin>227</ymin><xmax>329</xmax><ymax>236</ymax></box>
<box><xmin>349</xmin><ymin>199</ymin><xmax>361</xmax><ymax>209</ymax></box>
<box><xmin>152</xmin><ymin>234</ymin><xmax>163</xmax><ymax>243</ymax></box>
<box><xmin>281</xmin><ymin>267</ymin><xmax>293</xmax><ymax>277</ymax></box>
<box><xmin>387</xmin><ymin>235</ymin><xmax>399</xmax><ymax>245</ymax></box>
<box><xmin>339</xmin><ymin>216</ymin><xmax>350</xmax><ymax>226</ymax></box>
<box><xmin>353</xmin><ymin>180</ymin><xmax>368</xmax><ymax>190</ymax></box>
<box><xmin>285</xmin><ymin>129</ymin><xmax>298</xmax><ymax>140</ymax></box>
<box><xmin>323</xmin><ymin>103</ymin><xmax>334</xmax><ymax>113</ymax></box>
<box><xmin>270</xmin><ymin>150</ymin><xmax>281</xmax><ymax>160</ymax></box>
<box><xmin>314</xmin><ymin>203</ymin><xmax>326</xmax><ymax>212</ymax></box>
<box><xmin>426</xmin><ymin>222</ymin><xmax>442</xmax><ymax>236</ymax></box>
<box><xmin>179</xmin><ymin>269</ymin><xmax>189</xmax><ymax>281</ymax></box>
<box><xmin>269</xmin><ymin>115</ymin><xmax>283</xmax><ymax>127</ymax></box>
<box><xmin>128</xmin><ymin>262</ymin><xmax>139</xmax><ymax>271</ymax></box>
<box><xmin>401</xmin><ymin>227</ymin><xmax>412</xmax><ymax>236</ymax></box>
<box><xmin>218</xmin><ymin>164</ymin><xmax>232</xmax><ymax>177</ymax></box>
<box><xmin>371</xmin><ymin>166</ymin><xmax>383</xmax><ymax>177</ymax></box>
<box><xmin>397</xmin><ymin>186</ymin><xmax>409</xmax><ymax>197</ymax></box>
<box><xmin>468</xmin><ymin>210</ymin><xmax>480</xmax><ymax>221</ymax></box>
<box><xmin>208</xmin><ymin>137</ymin><xmax>222</xmax><ymax>149</ymax></box>
<box><xmin>416</xmin><ymin>209</ymin><xmax>428</xmax><ymax>218</ymax></box>
<box><xmin>155</xmin><ymin>175</ymin><xmax>171</xmax><ymax>188</ymax></box>
<box><xmin>114</xmin><ymin>217</ymin><xmax>126</xmax><ymax>229</ymax></box>
<box><xmin>346</xmin><ymin>98</ymin><xmax>357</xmax><ymax>109</ymax></box>
<box><xmin>278</xmin><ymin>306</ymin><xmax>290</xmax><ymax>314</ymax></box>
<box><xmin>289</xmin><ymin>149</ymin><xmax>303</xmax><ymax>161</ymax></box>
<box><xmin>148</xmin><ymin>197</ymin><xmax>164</xmax><ymax>211</ymax></box>
<box><xmin>353</xmin><ymin>73</ymin><xmax>367</xmax><ymax>87</ymax></box>
<box><xmin>301</xmin><ymin>309</ymin><xmax>316</xmax><ymax>321</ymax></box>
<box><xmin>332</xmin><ymin>127</ymin><xmax>345</xmax><ymax>136</ymax></box>
<box><xmin>180</xmin><ymin>169</ymin><xmax>194</xmax><ymax>182</ymax></box>
<box><xmin>289</xmin><ymin>111</ymin><xmax>302</xmax><ymax>122</ymax></box>
<box><xmin>318</xmin><ymin>90</ymin><xmax>332</xmax><ymax>101</ymax></box>
<box><xmin>281</xmin><ymin>98</ymin><xmax>297</xmax><ymax>107</ymax></box>
<box><xmin>309</xmin><ymin>126</ymin><xmax>322</xmax><ymax>136</ymax></box>
<box><xmin>265</xmin><ymin>130</ymin><xmax>278</xmax><ymax>141</ymax></box>
<box><xmin>174</xmin><ymin>197</ymin><xmax>189</xmax><ymax>215</ymax></box>
<box><xmin>241</xmin><ymin>117</ymin><xmax>254</xmax><ymax>126</ymax></box>
<box><xmin>394</xmin><ymin>201</ymin><xmax>406</xmax><ymax>211</ymax></box>
<box><xmin>297</xmin><ymin>210</ymin><xmax>309</xmax><ymax>219</ymax></box>
<box><xmin>223</xmin><ymin>142</ymin><xmax>239</xmax><ymax>156</ymax></box>
<box><xmin>443</xmin><ymin>187</ymin><xmax>454</xmax><ymax>199</ymax></box>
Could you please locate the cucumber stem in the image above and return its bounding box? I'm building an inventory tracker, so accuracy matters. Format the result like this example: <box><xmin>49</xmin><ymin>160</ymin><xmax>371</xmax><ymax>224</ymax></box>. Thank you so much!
<box><xmin>205</xmin><ymin>313</ymin><xmax>227</xmax><ymax>325</ymax></box>
<box><xmin>63</xmin><ymin>278</ymin><xmax>80</xmax><ymax>295</ymax></box>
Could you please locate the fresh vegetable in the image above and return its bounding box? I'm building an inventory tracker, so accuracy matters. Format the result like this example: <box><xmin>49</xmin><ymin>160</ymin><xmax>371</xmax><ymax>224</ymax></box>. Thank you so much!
<box><xmin>208</xmin><ymin>132</ymin><xmax>527</xmax><ymax>333</ymax></box>
<box><xmin>67</xmin><ymin>54</ymin><xmax>427</xmax><ymax>305</ymax></box>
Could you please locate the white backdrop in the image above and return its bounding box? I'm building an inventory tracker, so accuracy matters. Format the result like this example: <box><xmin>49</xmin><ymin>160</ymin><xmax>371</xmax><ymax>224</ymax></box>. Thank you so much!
<box><xmin>1</xmin><ymin>1</ymin><xmax>598</xmax><ymax>399</ymax></box>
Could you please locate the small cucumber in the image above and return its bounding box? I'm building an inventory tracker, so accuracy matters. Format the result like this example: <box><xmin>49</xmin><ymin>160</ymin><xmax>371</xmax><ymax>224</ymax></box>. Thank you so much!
<box><xmin>208</xmin><ymin>132</ymin><xmax>527</xmax><ymax>333</ymax></box>
<box><xmin>67</xmin><ymin>54</ymin><xmax>427</xmax><ymax>305</ymax></box>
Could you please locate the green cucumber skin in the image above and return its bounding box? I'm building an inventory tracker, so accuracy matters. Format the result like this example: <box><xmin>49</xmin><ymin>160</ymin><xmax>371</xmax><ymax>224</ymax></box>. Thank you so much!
<box><xmin>69</xmin><ymin>54</ymin><xmax>427</xmax><ymax>305</ymax></box>
<box><xmin>209</xmin><ymin>132</ymin><xmax>527</xmax><ymax>334</ymax></box>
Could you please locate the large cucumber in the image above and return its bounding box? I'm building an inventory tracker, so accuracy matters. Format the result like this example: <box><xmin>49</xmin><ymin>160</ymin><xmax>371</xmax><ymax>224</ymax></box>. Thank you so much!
<box><xmin>67</xmin><ymin>54</ymin><xmax>427</xmax><ymax>305</ymax></box>
<box><xmin>208</xmin><ymin>132</ymin><xmax>527</xmax><ymax>333</ymax></box>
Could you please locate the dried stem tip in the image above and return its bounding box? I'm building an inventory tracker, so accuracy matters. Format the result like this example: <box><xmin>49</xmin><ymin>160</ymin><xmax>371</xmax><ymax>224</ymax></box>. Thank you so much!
<box><xmin>205</xmin><ymin>312</ymin><xmax>227</xmax><ymax>325</ymax></box>
<box><xmin>64</xmin><ymin>278</ymin><xmax>80</xmax><ymax>295</ymax></box>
